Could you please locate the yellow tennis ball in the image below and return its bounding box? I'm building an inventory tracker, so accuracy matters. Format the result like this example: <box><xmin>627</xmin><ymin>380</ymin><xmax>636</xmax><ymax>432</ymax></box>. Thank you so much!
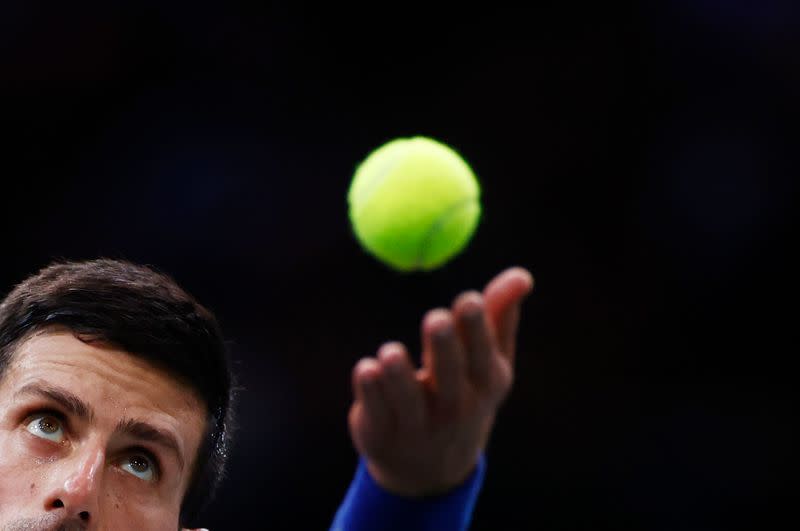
<box><xmin>348</xmin><ymin>136</ymin><xmax>481</xmax><ymax>272</ymax></box>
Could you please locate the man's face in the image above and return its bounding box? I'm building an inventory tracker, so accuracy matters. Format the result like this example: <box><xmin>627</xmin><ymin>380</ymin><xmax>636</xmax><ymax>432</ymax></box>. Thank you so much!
<box><xmin>0</xmin><ymin>329</ymin><xmax>207</xmax><ymax>530</ymax></box>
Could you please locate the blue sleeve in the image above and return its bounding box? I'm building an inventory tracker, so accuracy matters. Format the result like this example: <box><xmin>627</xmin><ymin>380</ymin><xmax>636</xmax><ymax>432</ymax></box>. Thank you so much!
<box><xmin>330</xmin><ymin>454</ymin><xmax>486</xmax><ymax>531</ymax></box>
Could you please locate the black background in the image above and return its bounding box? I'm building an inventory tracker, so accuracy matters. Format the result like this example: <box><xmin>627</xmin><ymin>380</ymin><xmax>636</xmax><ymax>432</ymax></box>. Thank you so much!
<box><xmin>1</xmin><ymin>1</ymin><xmax>796</xmax><ymax>529</ymax></box>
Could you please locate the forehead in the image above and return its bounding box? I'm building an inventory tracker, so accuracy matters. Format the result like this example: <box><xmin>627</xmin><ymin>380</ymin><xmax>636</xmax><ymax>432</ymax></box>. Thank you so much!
<box><xmin>0</xmin><ymin>328</ymin><xmax>206</xmax><ymax>444</ymax></box>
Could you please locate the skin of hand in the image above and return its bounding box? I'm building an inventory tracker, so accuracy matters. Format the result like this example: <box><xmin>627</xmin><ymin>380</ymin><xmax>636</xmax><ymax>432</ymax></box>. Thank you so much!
<box><xmin>348</xmin><ymin>267</ymin><xmax>534</xmax><ymax>497</ymax></box>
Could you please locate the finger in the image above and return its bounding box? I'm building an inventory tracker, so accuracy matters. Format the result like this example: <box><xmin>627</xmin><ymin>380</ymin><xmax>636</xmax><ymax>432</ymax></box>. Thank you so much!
<box><xmin>377</xmin><ymin>342</ymin><xmax>426</xmax><ymax>432</ymax></box>
<box><xmin>483</xmin><ymin>267</ymin><xmax>534</xmax><ymax>361</ymax></box>
<box><xmin>453</xmin><ymin>290</ymin><xmax>493</xmax><ymax>390</ymax></box>
<box><xmin>422</xmin><ymin>309</ymin><xmax>466</xmax><ymax>416</ymax></box>
<box><xmin>351</xmin><ymin>358</ymin><xmax>392</xmax><ymax>448</ymax></box>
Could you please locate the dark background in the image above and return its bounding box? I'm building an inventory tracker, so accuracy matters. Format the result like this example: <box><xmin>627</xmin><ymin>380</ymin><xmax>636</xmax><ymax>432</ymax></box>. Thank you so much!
<box><xmin>1</xmin><ymin>1</ymin><xmax>796</xmax><ymax>529</ymax></box>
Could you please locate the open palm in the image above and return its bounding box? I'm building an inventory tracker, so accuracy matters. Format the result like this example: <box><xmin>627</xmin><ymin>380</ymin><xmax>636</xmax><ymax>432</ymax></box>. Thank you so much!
<box><xmin>348</xmin><ymin>267</ymin><xmax>534</xmax><ymax>496</ymax></box>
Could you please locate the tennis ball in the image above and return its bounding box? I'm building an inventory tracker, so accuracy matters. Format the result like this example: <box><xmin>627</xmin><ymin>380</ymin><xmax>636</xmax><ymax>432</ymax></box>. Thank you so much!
<box><xmin>348</xmin><ymin>136</ymin><xmax>481</xmax><ymax>272</ymax></box>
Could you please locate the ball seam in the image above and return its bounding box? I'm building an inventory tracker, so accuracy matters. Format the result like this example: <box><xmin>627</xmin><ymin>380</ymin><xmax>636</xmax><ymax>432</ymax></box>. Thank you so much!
<box><xmin>350</xmin><ymin>143</ymin><xmax>409</xmax><ymax>219</ymax></box>
<box><xmin>415</xmin><ymin>196</ymin><xmax>479</xmax><ymax>270</ymax></box>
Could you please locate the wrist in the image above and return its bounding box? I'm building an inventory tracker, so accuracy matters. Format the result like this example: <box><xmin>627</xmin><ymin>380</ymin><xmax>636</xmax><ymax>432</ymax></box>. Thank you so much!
<box><xmin>365</xmin><ymin>454</ymin><xmax>482</xmax><ymax>498</ymax></box>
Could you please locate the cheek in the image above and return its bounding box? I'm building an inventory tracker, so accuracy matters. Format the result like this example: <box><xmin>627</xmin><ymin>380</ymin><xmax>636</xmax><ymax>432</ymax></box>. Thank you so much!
<box><xmin>0</xmin><ymin>432</ymin><xmax>41</xmax><ymax>517</ymax></box>
<box><xmin>98</xmin><ymin>473</ymin><xmax>182</xmax><ymax>528</ymax></box>
<box><xmin>99</xmin><ymin>491</ymin><xmax>181</xmax><ymax>531</ymax></box>
<box><xmin>0</xmin><ymin>425</ymin><xmax>57</xmax><ymax>471</ymax></box>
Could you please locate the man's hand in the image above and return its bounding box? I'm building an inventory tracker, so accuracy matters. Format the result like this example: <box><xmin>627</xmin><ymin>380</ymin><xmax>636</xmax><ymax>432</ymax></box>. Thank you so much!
<box><xmin>348</xmin><ymin>267</ymin><xmax>534</xmax><ymax>497</ymax></box>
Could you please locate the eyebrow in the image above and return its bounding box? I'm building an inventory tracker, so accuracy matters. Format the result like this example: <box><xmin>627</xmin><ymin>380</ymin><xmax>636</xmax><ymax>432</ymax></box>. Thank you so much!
<box><xmin>115</xmin><ymin>418</ymin><xmax>185</xmax><ymax>472</ymax></box>
<box><xmin>15</xmin><ymin>382</ymin><xmax>95</xmax><ymax>422</ymax></box>
<box><xmin>15</xmin><ymin>381</ymin><xmax>185</xmax><ymax>473</ymax></box>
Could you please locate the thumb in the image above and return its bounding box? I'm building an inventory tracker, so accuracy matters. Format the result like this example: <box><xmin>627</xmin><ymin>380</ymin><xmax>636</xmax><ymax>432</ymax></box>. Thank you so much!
<box><xmin>483</xmin><ymin>267</ymin><xmax>534</xmax><ymax>361</ymax></box>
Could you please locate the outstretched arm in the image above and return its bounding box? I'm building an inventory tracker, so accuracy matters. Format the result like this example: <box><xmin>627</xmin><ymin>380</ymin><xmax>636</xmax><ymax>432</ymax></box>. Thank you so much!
<box><xmin>333</xmin><ymin>267</ymin><xmax>533</xmax><ymax>530</ymax></box>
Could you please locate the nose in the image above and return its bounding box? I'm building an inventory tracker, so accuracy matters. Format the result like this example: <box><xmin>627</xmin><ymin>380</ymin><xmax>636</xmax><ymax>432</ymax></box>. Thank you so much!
<box><xmin>45</xmin><ymin>443</ymin><xmax>105</xmax><ymax>522</ymax></box>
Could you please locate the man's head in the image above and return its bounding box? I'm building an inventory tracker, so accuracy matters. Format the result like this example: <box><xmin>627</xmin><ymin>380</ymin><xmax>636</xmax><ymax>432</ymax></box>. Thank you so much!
<box><xmin>0</xmin><ymin>259</ymin><xmax>233</xmax><ymax>529</ymax></box>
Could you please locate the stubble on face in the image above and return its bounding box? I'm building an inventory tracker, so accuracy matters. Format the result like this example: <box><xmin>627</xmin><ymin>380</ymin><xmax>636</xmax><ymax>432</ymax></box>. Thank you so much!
<box><xmin>4</xmin><ymin>513</ymin><xmax>87</xmax><ymax>531</ymax></box>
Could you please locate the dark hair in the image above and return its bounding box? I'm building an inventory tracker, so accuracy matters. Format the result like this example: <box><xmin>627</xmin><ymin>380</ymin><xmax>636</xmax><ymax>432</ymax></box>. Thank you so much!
<box><xmin>0</xmin><ymin>258</ymin><xmax>233</xmax><ymax>525</ymax></box>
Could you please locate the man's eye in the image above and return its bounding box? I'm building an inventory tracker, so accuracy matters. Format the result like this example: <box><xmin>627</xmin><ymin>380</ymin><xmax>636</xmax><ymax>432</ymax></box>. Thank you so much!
<box><xmin>26</xmin><ymin>414</ymin><xmax>65</xmax><ymax>443</ymax></box>
<box><xmin>120</xmin><ymin>454</ymin><xmax>157</xmax><ymax>482</ymax></box>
